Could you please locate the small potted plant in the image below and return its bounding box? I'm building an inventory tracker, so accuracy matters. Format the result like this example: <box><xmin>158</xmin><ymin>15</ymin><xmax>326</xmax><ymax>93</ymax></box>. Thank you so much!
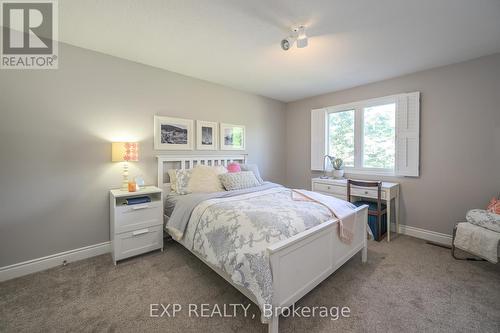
<box><xmin>332</xmin><ymin>158</ymin><xmax>345</xmax><ymax>179</ymax></box>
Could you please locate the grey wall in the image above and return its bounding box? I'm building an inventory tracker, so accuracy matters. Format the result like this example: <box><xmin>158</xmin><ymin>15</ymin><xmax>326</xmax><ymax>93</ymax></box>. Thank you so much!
<box><xmin>1</xmin><ymin>43</ymin><xmax>498</xmax><ymax>268</ymax></box>
<box><xmin>285</xmin><ymin>54</ymin><xmax>500</xmax><ymax>235</ymax></box>
<box><xmin>0</xmin><ymin>43</ymin><xmax>286</xmax><ymax>267</ymax></box>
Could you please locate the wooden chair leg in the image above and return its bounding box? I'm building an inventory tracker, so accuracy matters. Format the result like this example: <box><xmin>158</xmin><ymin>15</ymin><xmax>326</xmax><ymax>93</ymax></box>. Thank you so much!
<box><xmin>377</xmin><ymin>214</ymin><xmax>381</xmax><ymax>241</ymax></box>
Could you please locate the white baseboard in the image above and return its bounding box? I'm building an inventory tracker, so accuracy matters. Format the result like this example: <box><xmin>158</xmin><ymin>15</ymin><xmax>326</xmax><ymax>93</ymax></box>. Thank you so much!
<box><xmin>391</xmin><ymin>223</ymin><xmax>452</xmax><ymax>246</ymax></box>
<box><xmin>0</xmin><ymin>224</ymin><xmax>452</xmax><ymax>283</ymax></box>
<box><xmin>0</xmin><ymin>241</ymin><xmax>111</xmax><ymax>282</ymax></box>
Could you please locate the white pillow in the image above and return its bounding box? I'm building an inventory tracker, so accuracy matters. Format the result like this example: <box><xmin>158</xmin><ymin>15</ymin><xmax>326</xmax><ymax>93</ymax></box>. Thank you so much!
<box><xmin>240</xmin><ymin>163</ymin><xmax>264</xmax><ymax>184</ymax></box>
<box><xmin>219</xmin><ymin>171</ymin><xmax>260</xmax><ymax>191</ymax></box>
<box><xmin>187</xmin><ymin>165</ymin><xmax>227</xmax><ymax>193</ymax></box>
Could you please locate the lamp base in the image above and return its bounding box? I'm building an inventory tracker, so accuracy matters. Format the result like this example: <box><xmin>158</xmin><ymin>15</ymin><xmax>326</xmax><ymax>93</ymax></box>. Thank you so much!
<box><xmin>121</xmin><ymin>162</ymin><xmax>129</xmax><ymax>191</ymax></box>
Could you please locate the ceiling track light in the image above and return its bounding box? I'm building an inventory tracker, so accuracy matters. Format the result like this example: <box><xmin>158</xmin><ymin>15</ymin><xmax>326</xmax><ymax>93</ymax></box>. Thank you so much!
<box><xmin>281</xmin><ymin>25</ymin><xmax>308</xmax><ymax>51</ymax></box>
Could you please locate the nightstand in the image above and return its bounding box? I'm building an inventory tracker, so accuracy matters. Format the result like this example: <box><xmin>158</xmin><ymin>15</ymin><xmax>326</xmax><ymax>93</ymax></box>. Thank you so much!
<box><xmin>110</xmin><ymin>186</ymin><xmax>163</xmax><ymax>264</ymax></box>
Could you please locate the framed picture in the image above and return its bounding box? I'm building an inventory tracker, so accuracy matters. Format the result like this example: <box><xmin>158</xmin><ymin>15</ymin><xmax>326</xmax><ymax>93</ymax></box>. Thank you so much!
<box><xmin>154</xmin><ymin>116</ymin><xmax>194</xmax><ymax>150</ymax></box>
<box><xmin>220</xmin><ymin>123</ymin><xmax>246</xmax><ymax>150</ymax></box>
<box><xmin>196</xmin><ymin>120</ymin><xmax>218</xmax><ymax>150</ymax></box>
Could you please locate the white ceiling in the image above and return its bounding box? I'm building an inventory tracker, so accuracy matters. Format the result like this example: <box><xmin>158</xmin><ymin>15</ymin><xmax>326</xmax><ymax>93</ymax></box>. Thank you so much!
<box><xmin>59</xmin><ymin>0</ymin><xmax>500</xmax><ymax>102</ymax></box>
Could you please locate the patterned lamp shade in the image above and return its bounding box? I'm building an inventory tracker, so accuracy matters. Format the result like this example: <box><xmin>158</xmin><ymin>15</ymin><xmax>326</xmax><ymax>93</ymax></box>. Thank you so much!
<box><xmin>111</xmin><ymin>142</ymin><xmax>139</xmax><ymax>162</ymax></box>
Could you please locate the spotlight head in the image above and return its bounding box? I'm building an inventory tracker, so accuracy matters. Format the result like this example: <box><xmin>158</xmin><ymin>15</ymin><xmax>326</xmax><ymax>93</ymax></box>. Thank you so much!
<box><xmin>280</xmin><ymin>36</ymin><xmax>296</xmax><ymax>51</ymax></box>
<box><xmin>280</xmin><ymin>25</ymin><xmax>308</xmax><ymax>50</ymax></box>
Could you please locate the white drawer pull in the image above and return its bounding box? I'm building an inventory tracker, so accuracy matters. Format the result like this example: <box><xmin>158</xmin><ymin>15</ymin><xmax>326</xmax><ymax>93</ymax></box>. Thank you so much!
<box><xmin>132</xmin><ymin>228</ymin><xmax>149</xmax><ymax>236</ymax></box>
<box><xmin>131</xmin><ymin>204</ymin><xmax>150</xmax><ymax>210</ymax></box>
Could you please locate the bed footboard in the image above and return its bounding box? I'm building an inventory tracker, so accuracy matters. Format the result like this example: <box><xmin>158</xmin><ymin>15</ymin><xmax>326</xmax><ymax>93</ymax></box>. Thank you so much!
<box><xmin>266</xmin><ymin>205</ymin><xmax>368</xmax><ymax>333</ymax></box>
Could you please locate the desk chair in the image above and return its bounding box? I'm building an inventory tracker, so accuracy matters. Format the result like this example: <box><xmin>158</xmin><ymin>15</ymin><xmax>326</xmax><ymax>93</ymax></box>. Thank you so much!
<box><xmin>347</xmin><ymin>180</ymin><xmax>387</xmax><ymax>241</ymax></box>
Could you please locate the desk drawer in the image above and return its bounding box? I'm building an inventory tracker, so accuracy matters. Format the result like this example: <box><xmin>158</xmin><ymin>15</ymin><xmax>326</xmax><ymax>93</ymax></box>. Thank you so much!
<box><xmin>351</xmin><ymin>187</ymin><xmax>386</xmax><ymax>200</ymax></box>
<box><xmin>316</xmin><ymin>191</ymin><xmax>347</xmax><ymax>201</ymax></box>
<box><xmin>313</xmin><ymin>182</ymin><xmax>345</xmax><ymax>196</ymax></box>
<box><xmin>115</xmin><ymin>202</ymin><xmax>162</xmax><ymax>233</ymax></box>
<box><xmin>114</xmin><ymin>225</ymin><xmax>163</xmax><ymax>261</ymax></box>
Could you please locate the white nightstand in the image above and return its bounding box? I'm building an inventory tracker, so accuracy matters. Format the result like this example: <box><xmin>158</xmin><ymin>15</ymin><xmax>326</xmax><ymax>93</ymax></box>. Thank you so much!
<box><xmin>110</xmin><ymin>186</ymin><xmax>163</xmax><ymax>264</ymax></box>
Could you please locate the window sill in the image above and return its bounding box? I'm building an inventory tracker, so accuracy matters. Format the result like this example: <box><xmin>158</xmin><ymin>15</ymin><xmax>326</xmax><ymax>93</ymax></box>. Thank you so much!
<box><xmin>343</xmin><ymin>168</ymin><xmax>398</xmax><ymax>178</ymax></box>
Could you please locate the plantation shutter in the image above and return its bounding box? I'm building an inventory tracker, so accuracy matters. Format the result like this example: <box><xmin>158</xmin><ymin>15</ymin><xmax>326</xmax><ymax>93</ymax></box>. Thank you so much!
<box><xmin>311</xmin><ymin>108</ymin><xmax>327</xmax><ymax>170</ymax></box>
<box><xmin>395</xmin><ymin>92</ymin><xmax>420</xmax><ymax>176</ymax></box>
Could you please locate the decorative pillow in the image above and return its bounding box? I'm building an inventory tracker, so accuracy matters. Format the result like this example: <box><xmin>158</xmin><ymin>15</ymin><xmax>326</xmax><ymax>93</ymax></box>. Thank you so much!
<box><xmin>240</xmin><ymin>163</ymin><xmax>264</xmax><ymax>184</ymax></box>
<box><xmin>227</xmin><ymin>162</ymin><xmax>241</xmax><ymax>173</ymax></box>
<box><xmin>167</xmin><ymin>169</ymin><xmax>178</xmax><ymax>192</ymax></box>
<box><xmin>219</xmin><ymin>171</ymin><xmax>260</xmax><ymax>191</ymax></box>
<box><xmin>187</xmin><ymin>165</ymin><xmax>227</xmax><ymax>193</ymax></box>
<box><xmin>175</xmin><ymin>169</ymin><xmax>193</xmax><ymax>195</ymax></box>
<box><xmin>487</xmin><ymin>197</ymin><xmax>500</xmax><ymax>214</ymax></box>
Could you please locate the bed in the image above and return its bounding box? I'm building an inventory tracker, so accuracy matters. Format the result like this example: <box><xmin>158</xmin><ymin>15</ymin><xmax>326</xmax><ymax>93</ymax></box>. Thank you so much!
<box><xmin>157</xmin><ymin>155</ymin><xmax>368</xmax><ymax>333</ymax></box>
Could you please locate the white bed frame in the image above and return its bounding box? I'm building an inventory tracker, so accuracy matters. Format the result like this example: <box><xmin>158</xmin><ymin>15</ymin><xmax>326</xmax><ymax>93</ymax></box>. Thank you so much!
<box><xmin>157</xmin><ymin>155</ymin><xmax>368</xmax><ymax>333</ymax></box>
<box><xmin>157</xmin><ymin>155</ymin><xmax>249</xmax><ymax>193</ymax></box>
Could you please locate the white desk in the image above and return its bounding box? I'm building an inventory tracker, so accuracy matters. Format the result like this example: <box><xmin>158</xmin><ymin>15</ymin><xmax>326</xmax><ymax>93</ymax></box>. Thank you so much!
<box><xmin>311</xmin><ymin>177</ymin><xmax>400</xmax><ymax>242</ymax></box>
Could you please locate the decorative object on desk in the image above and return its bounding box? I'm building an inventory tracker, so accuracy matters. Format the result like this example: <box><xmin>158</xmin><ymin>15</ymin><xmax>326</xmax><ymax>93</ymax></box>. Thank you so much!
<box><xmin>154</xmin><ymin>115</ymin><xmax>194</xmax><ymax>150</ymax></box>
<box><xmin>134</xmin><ymin>175</ymin><xmax>145</xmax><ymax>189</ymax></box>
<box><xmin>332</xmin><ymin>158</ymin><xmax>345</xmax><ymax>179</ymax></box>
<box><xmin>196</xmin><ymin>120</ymin><xmax>218</xmax><ymax>150</ymax></box>
<box><xmin>126</xmin><ymin>196</ymin><xmax>152</xmax><ymax>205</ymax></box>
<box><xmin>320</xmin><ymin>155</ymin><xmax>334</xmax><ymax>179</ymax></box>
<box><xmin>112</xmin><ymin>142</ymin><xmax>139</xmax><ymax>191</ymax></box>
<box><xmin>220</xmin><ymin>123</ymin><xmax>245</xmax><ymax>150</ymax></box>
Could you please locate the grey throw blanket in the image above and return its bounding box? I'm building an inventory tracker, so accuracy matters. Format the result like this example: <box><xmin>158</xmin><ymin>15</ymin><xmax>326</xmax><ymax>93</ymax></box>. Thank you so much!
<box><xmin>166</xmin><ymin>182</ymin><xmax>282</xmax><ymax>240</ymax></box>
<box><xmin>466</xmin><ymin>209</ymin><xmax>500</xmax><ymax>233</ymax></box>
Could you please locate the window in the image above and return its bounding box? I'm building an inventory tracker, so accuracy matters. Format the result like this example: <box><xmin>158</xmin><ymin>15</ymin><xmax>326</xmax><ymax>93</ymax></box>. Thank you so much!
<box><xmin>311</xmin><ymin>92</ymin><xmax>420</xmax><ymax>176</ymax></box>
<box><xmin>328</xmin><ymin>110</ymin><xmax>354</xmax><ymax>167</ymax></box>
<box><xmin>362</xmin><ymin>103</ymin><xmax>396</xmax><ymax>169</ymax></box>
<box><xmin>327</xmin><ymin>101</ymin><xmax>396</xmax><ymax>173</ymax></box>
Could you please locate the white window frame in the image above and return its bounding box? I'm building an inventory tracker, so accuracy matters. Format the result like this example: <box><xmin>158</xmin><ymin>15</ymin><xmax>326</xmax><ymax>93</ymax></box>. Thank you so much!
<box><xmin>311</xmin><ymin>92</ymin><xmax>420</xmax><ymax>177</ymax></box>
<box><xmin>327</xmin><ymin>95</ymin><xmax>399</xmax><ymax>176</ymax></box>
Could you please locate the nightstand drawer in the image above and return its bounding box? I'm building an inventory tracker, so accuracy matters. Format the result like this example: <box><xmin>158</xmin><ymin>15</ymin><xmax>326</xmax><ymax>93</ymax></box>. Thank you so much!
<box><xmin>312</xmin><ymin>182</ymin><xmax>345</xmax><ymax>196</ymax></box>
<box><xmin>350</xmin><ymin>187</ymin><xmax>386</xmax><ymax>200</ymax></box>
<box><xmin>115</xmin><ymin>202</ymin><xmax>162</xmax><ymax>233</ymax></box>
<box><xmin>114</xmin><ymin>225</ymin><xmax>163</xmax><ymax>261</ymax></box>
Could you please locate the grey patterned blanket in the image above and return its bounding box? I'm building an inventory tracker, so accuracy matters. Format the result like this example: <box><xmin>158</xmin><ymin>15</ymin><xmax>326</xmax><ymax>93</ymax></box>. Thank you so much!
<box><xmin>166</xmin><ymin>182</ymin><xmax>283</xmax><ymax>240</ymax></box>
<box><xmin>167</xmin><ymin>186</ymin><xmax>353</xmax><ymax>318</ymax></box>
<box><xmin>466</xmin><ymin>209</ymin><xmax>500</xmax><ymax>233</ymax></box>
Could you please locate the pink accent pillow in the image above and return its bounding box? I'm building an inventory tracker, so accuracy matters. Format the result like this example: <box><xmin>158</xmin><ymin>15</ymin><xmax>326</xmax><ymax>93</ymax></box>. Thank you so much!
<box><xmin>227</xmin><ymin>162</ymin><xmax>241</xmax><ymax>173</ymax></box>
<box><xmin>487</xmin><ymin>197</ymin><xmax>500</xmax><ymax>215</ymax></box>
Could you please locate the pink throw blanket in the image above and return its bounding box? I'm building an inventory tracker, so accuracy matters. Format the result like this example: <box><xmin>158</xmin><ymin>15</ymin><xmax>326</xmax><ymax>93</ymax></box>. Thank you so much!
<box><xmin>292</xmin><ymin>189</ymin><xmax>357</xmax><ymax>244</ymax></box>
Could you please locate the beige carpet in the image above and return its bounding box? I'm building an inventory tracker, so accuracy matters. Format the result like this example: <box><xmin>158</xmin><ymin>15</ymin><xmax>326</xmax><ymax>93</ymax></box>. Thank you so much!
<box><xmin>1</xmin><ymin>235</ymin><xmax>499</xmax><ymax>332</ymax></box>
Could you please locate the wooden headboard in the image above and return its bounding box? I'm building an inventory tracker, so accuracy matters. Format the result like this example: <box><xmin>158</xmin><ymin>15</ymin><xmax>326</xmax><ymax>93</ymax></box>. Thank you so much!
<box><xmin>157</xmin><ymin>155</ymin><xmax>247</xmax><ymax>193</ymax></box>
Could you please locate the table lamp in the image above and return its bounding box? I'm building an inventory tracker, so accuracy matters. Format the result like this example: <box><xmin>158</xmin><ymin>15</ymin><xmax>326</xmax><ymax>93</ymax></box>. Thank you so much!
<box><xmin>111</xmin><ymin>142</ymin><xmax>139</xmax><ymax>191</ymax></box>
